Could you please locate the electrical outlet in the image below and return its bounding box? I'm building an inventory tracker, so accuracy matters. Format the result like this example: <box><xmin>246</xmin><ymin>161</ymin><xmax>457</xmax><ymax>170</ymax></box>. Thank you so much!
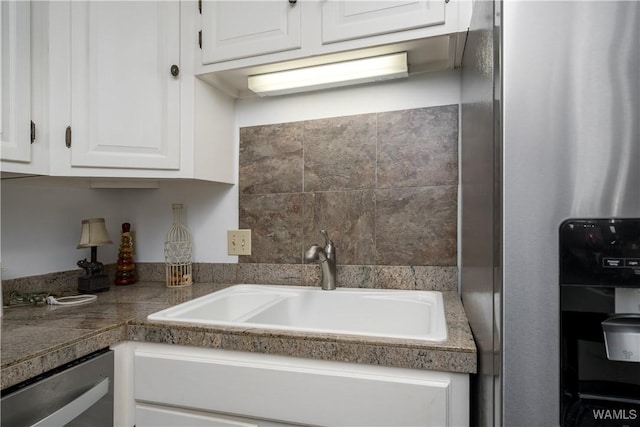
<box><xmin>227</xmin><ymin>229</ymin><xmax>252</xmax><ymax>256</ymax></box>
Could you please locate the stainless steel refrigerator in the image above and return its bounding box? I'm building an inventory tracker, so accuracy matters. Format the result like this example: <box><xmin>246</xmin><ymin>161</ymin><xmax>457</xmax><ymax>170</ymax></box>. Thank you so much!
<box><xmin>460</xmin><ymin>1</ymin><xmax>640</xmax><ymax>426</ymax></box>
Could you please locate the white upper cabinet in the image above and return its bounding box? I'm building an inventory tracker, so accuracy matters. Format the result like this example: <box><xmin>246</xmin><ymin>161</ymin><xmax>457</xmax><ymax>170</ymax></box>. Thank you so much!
<box><xmin>321</xmin><ymin>1</ymin><xmax>445</xmax><ymax>44</ymax></box>
<box><xmin>68</xmin><ymin>1</ymin><xmax>180</xmax><ymax>170</ymax></box>
<box><xmin>201</xmin><ymin>1</ymin><xmax>302</xmax><ymax>64</ymax></box>
<box><xmin>43</xmin><ymin>1</ymin><xmax>235</xmax><ymax>183</ymax></box>
<box><xmin>1</xmin><ymin>0</ymin><xmax>31</xmax><ymax>164</ymax></box>
<box><xmin>196</xmin><ymin>0</ymin><xmax>471</xmax><ymax>96</ymax></box>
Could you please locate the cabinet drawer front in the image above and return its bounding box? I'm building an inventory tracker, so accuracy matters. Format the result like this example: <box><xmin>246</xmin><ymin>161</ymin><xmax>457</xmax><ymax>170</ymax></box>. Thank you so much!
<box><xmin>201</xmin><ymin>1</ymin><xmax>302</xmax><ymax>64</ymax></box>
<box><xmin>322</xmin><ymin>1</ymin><xmax>446</xmax><ymax>44</ymax></box>
<box><xmin>134</xmin><ymin>348</ymin><xmax>452</xmax><ymax>426</ymax></box>
<box><xmin>136</xmin><ymin>403</ymin><xmax>259</xmax><ymax>427</ymax></box>
<box><xmin>136</xmin><ymin>402</ymin><xmax>307</xmax><ymax>427</ymax></box>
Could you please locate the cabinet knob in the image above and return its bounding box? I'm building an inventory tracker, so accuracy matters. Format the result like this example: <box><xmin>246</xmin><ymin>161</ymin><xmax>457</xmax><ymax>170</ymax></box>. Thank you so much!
<box><xmin>170</xmin><ymin>64</ymin><xmax>180</xmax><ymax>77</ymax></box>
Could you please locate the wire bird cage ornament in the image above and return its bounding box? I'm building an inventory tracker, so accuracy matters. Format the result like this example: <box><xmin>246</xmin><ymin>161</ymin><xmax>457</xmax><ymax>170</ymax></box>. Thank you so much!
<box><xmin>164</xmin><ymin>203</ymin><xmax>193</xmax><ymax>287</ymax></box>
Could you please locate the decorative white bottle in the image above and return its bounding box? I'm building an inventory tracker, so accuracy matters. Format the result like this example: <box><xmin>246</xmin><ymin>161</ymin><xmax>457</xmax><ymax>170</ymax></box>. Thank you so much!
<box><xmin>164</xmin><ymin>203</ymin><xmax>193</xmax><ymax>287</ymax></box>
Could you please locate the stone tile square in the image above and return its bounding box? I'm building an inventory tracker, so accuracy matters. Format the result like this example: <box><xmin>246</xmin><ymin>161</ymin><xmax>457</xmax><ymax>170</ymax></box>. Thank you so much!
<box><xmin>239</xmin><ymin>193</ymin><xmax>304</xmax><ymax>264</ymax></box>
<box><xmin>237</xmin><ymin>263</ymin><xmax>302</xmax><ymax>285</ymax></box>
<box><xmin>375</xmin><ymin>265</ymin><xmax>458</xmax><ymax>290</ymax></box>
<box><xmin>303</xmin><ymin>190</ymin><xmax>375</xmax><ymax>265</ymax></box>
<box><xmin>375</xmin><ymin>186</ymin><xmax>457</xmax><ymax>266</ymax></box>
<box><xmin>304</xmin><ymin>114</ymin><xmax>376</xmax><ymax>192</ymax></box>
<box><xmin>377</xmin><ymin>105</ymin><xmax>458</xmax><ymax>188</ymax></box>
<box><xmin>239</xmin><ymin>122</ymin><xmax>303</xmax><ymax>195</ymax></box>
<box><xmin>336</xmin><ymin>265</ymin><xmax>377</xmax><ymax>288</ymax></box>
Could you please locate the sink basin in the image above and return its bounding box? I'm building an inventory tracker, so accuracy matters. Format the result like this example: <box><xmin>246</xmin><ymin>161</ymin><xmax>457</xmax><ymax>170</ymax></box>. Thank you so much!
<box><xmin>148</xmin><ymin>284</ymin><xmax>447</xmax><ymax>342</ymax></box>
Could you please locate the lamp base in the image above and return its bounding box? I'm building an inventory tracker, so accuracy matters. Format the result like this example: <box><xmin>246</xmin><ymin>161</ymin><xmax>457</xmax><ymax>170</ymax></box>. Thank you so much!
<box><xmin>78</xmin><ymin>274</ymin><xmax>110</xmax><ymax>293</ymax></box>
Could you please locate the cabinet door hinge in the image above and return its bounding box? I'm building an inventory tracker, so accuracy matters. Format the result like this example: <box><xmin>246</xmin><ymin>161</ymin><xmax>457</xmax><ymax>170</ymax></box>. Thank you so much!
<box><xmin>65</xmin><ymin>126</ymin><xmax>72</xmax><ymax>148</ymax></box>
<box><xmin>198</xmin><ymin>30</ymin><xmax>202</xmax><ymax>49</ymax></box>
<box><xmin>198</xmin><ymin>0</ymin><xmax>202</xmax><ymax>14</ymax></box>
<box><xmin>30</xmin><ymin>120</ymin><xmax>36</xmax><ymax>144</ymax></box>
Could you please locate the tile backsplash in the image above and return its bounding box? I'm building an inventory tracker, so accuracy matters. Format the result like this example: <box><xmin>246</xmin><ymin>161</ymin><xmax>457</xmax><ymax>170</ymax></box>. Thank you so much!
<box><xmin>3</xmin><ymin>105</ymin><xmax>459</xmax><ymax>296</ymax></box>
<box><xmin>239</xmin><ymin>105</ymin><xmax>458</xmax><ymax>272</ymax></box>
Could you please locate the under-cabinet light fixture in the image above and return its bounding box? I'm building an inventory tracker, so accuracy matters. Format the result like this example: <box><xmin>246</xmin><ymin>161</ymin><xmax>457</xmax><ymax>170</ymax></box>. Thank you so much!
<box><xmin>247</xmin><ymin>52</ymin><xmax>408</xmax><ymax>96</ymax></box>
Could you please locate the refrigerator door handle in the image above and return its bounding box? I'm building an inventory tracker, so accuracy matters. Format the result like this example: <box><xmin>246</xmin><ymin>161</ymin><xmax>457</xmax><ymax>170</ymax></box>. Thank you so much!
<box><xmin>31</xmin><ymin>377</ymin><xmax>110</xmax><ymax>427</ymax></box>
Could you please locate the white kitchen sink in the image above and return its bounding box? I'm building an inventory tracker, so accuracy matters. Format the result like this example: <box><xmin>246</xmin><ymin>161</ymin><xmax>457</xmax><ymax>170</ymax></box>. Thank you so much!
<box><xmin>147</xmin><ymin>284</ymin><xmax>447</xmax><ymax>342</ymax></box>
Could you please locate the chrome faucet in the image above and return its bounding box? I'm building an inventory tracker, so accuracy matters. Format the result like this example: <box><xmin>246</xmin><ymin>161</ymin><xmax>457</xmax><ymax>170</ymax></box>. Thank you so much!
<box><xmin>304</xmin><ymin>230</ymin><xmax>336</xmax><ymax>290</ymax></box>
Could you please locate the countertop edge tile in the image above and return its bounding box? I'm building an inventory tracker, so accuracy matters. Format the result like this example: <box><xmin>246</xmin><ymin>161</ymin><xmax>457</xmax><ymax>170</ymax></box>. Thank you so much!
<box><xmin>1</xmin><ymin>326</ymin><xmax>127</xmax><ymax>390</ymax></box>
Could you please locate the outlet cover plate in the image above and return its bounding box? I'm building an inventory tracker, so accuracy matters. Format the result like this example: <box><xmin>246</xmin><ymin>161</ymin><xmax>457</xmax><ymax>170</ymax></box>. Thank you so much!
<box><xmin>228</xmin><ymin>229</ymin><xmax>251</xmax><ymax>256</ymax></box>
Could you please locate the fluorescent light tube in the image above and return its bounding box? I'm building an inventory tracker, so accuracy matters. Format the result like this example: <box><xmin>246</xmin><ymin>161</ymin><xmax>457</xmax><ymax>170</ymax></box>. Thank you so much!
<box><xmin>248</xmin><ymin>52</ymin><xmax>408</xmax><ymax>96</ymax></box>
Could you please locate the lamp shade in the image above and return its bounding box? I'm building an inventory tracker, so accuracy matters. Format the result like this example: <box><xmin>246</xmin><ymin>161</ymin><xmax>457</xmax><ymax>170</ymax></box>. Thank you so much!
<box><xmin>77</xmin><ymin>218</ymin><xmax>113</xmax><ymax>248</ymax></box>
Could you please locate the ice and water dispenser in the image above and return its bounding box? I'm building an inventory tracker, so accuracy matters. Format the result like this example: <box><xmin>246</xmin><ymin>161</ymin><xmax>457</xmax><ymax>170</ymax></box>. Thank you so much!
<box><xmin>560</xmin><ymin>218</ymin><xmax>640</xmax><ymax>426</ymax></box>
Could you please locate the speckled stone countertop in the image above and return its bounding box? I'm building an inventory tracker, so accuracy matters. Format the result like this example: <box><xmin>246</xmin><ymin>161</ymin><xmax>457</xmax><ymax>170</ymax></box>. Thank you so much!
<box><xmin>1</xmin><ymin>282</ymin><xmax>476</xmax><ymax>390</ymax></box>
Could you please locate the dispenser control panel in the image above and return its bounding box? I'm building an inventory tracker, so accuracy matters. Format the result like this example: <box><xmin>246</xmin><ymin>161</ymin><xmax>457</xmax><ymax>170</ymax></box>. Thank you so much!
<box><xmin>560</xmin><ymin>218</ymin><xmax>640</xmax><ymax>287</ymax></box>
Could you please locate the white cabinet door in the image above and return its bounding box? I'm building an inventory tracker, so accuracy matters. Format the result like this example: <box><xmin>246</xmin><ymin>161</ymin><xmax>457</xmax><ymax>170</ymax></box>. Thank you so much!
<box><xmin>134</xmin><ymin>344</ymin><xmax>469</xmax><ymax>426</ymax></box>
<box><xmin>201</xmin><ymin>1</ymin><xmax>302</xmax><ymax>64</ymax></box>
<box><xmin>69</xmin><ymin>1</ymin><xmax>180</xmax><ymax>170</ymax></box>
<box><xmin>321</xmin><ymin>1</ymin><xmax>446</xmax><ymax>44</ymax></box>
<box><xmin>0</xmin><ymin>0</ymin><xmax>31</xmax><ymax>163</ymax></box>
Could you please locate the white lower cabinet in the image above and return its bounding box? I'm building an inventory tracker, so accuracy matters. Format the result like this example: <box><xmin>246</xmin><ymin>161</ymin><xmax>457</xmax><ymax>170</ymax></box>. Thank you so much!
<box><xmin>132</xmin><ymin>343</ymin><xmax>469</xmax><ymax>427</ymax></box>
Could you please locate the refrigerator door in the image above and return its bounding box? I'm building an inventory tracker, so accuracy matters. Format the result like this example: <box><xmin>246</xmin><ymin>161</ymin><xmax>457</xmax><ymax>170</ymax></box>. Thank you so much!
<box><xmin>462</xmin><ymin>1</ymin><xmax>640</xmax><ymax>426</ymax></box>
<box><xmin>501</xmin><ymin>2</ymin><xmax>639</xmax><ymax>426</ymax></box>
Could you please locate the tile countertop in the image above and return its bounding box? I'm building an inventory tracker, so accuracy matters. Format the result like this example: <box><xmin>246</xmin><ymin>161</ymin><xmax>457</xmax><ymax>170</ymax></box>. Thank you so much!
<box><xmin>1</xmin><ymin>282</ymin><xmax>477</xmax><ymax>390</ymax></box>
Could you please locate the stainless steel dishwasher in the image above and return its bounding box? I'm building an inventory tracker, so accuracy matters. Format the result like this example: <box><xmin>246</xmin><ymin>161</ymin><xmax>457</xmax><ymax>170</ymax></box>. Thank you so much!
<box><xmin>1</xmin><ymin>349</ymin><xmax>114</xmax><ymax>427</ymax></box>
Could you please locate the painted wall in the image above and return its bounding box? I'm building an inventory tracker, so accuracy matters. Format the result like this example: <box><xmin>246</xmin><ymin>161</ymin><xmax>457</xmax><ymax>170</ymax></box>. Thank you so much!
<box><xmin>0</xmin><ymin>179</ymin><xmax>237</xmax><ymax>279</ymax></box>
<box><xmin>0</xmin><ymin>70</ymin><xmax>461</xmax><ymax>280</ymax></box>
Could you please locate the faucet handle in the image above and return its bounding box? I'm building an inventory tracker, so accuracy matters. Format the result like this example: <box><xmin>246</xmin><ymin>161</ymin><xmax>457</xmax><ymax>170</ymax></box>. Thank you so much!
<box><xmin>320</xmin><ymin>229</ymin><xmax>333</xmax><ymax>246</ymax></box>
<box><xmin>320</xmin><ymin>230</ymin><xmax>335</xmax><ymax>261</ymax></box>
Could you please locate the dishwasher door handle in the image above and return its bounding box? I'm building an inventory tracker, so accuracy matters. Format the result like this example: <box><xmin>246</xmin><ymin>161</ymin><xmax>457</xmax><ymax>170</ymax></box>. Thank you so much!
<box><xmin>32</xmin><ymin>377</ymin><xmax>110</xmax><ymax>427</ymax></box>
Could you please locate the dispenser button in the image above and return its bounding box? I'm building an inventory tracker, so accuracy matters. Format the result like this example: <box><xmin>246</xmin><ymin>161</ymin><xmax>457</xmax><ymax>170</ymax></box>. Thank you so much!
<box><xmin>603</xmin><ymin>258</ymin><xmax>624</xmax><ymax>268</ymax></box>
<box><xmin>626</xmin><ymin>258</ymin><xmax>640</xmax><ymax>267</ymax></box>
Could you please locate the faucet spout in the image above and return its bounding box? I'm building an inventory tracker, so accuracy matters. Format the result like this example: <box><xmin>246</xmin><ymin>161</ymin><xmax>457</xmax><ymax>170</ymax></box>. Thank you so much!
<box><xmin>304</xmin><ymin>244</ymin><xmax>326</xmax><ymax>263</ymax></box>
<box><xmin>304</xmin><ymin>230</ymin><xmax>337</xmax><ymax>290</ymax></box>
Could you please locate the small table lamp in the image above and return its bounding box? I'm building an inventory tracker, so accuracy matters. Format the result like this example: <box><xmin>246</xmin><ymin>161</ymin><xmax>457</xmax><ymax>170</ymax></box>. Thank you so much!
<box><xmin>77</xmin><ymin>218</ymin><xmax>113</xmax><ymax>293</ymax></box>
